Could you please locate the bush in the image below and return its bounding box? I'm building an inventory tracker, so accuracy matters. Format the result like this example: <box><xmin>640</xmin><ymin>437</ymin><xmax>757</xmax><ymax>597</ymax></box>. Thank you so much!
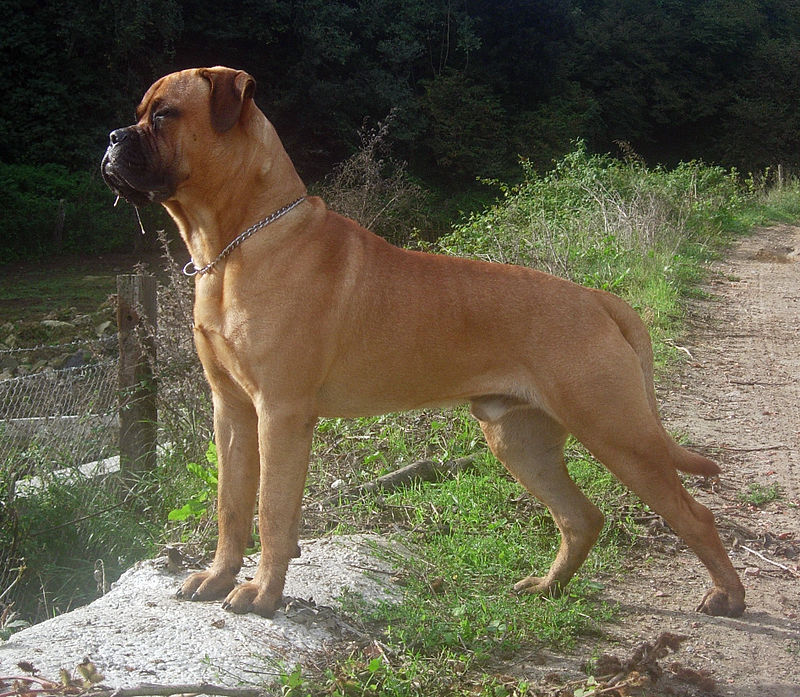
<box><xmin>312</xmin><ymin>112</ymin><xmax>429</xmax><ymax>247</ymax></box>
<box><xmin>437</xmin><ymin>143</ymin><xmax>749</xmax><ymax>340</ymax></box>
<box><xmin>0</xmin><ymin>162</ymin><xmax>141</xmax><ymax>260</ymax></box>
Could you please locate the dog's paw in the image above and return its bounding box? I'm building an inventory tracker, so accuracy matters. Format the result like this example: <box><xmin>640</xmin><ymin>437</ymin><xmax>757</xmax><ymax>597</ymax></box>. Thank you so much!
<box><xmin>177</xmin><ymin>570</ymin><xmax>237</xmax><ymax>601</ymax></box>
<box><xmin>696</xmin><ymin>587</ymin><xmax>745</xmax><ymax>617</ymax></box>
<box><xmin>512</xmin><ymin>575</ymin><xmax>564</xmax><ymax>597</ymax></box>
<box><xmin>222</xmin><ymin>581</ymin><xmax>282</xmax><ymax>617</ymax></box>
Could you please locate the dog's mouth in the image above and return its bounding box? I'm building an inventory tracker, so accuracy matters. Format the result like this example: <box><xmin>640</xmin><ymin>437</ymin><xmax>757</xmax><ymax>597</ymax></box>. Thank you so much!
<box><xmin>101</xmin><ymin>129</ymin><xmax>173</xmax><ymax>207</ymax></box>
<box><xmin>101</xmin><ymin>161</ymin><xmax>159</xmax><ymax>207</ymax></box>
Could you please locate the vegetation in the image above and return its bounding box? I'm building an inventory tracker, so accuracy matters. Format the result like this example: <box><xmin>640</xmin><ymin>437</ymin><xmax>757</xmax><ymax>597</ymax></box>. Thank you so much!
<box><xmin>437</xmin><ymin>144</ymin><xmax>749</xmax><ymax>365</ymax></box>
<box><xmin>4</xmin><ymin>1</ymin><xmax>800</xmax><ymax>259</ymax></box>
<box><xmin>4</xmin><ymin>133</ymin><xmax>800</xmax><ymax>692</ymax></box>
<box><xmin>737</xmin><ymin>481</ymin><xmax>783</xmax><ymax>508</ymax></box>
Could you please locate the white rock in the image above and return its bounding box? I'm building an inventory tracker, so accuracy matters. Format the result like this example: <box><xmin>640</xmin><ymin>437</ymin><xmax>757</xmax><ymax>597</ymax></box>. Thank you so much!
<box><xmin>0</xmin><ymin>534</ymin><xmax>403</xmax><ymax>688</ymax></box>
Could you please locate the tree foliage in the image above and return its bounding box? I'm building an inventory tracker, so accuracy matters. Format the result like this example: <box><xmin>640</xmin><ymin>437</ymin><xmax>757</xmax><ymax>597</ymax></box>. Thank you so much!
<box><xmin>2</xmin><ymin>0</ymin><xmax>800</xmax><ymax>258</ymax></box>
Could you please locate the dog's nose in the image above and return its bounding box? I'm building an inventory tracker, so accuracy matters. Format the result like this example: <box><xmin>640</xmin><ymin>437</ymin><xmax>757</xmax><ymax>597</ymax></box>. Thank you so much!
<box><xmin>109</xmin><ymin>128</ymin><xmax>130</xmax><ymax>146</ymax></box>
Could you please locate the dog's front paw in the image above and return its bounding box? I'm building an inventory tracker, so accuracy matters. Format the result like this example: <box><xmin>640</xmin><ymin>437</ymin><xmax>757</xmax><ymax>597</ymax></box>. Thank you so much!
<box><xmin>177</xmin><ymin>569</ymin><xmax>237</xmax><ymax>601</ymax></box>
<box><xmin>696</xmin><ymin>587</ymin><xmax>745</xmax><ymax>617</ymax></box>
<box><xmin>222</xmin><ymin>581</ymin><xmax>282</xmax><ymax>617</ymax></box>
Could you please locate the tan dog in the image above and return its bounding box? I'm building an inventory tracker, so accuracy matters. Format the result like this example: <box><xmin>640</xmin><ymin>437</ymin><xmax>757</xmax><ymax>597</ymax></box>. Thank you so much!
<box><xmin>102</xmin><ymin>67</ymin><xmax>745</xmax><ymax>619</ymax></box>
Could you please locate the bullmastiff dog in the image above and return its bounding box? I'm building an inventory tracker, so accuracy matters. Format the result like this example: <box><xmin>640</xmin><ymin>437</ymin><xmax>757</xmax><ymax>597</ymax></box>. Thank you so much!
<box><xmin>102</xmin><ymin>66</ymin><xmax>745</xmax><ymax>619</ymax></box>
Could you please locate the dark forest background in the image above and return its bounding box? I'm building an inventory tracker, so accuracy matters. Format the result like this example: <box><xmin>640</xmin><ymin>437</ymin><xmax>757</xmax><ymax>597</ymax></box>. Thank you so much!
<box><xmin>2</xmin><ymin>0</ymin><xmax>800</xmax><ymax>258</ymax></box>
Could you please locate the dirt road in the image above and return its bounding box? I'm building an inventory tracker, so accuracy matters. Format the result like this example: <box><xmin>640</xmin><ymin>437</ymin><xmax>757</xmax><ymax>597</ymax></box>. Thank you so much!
<box><xmin>593</xmin><ymin>224</ymin><xmax>800</xmax><ymax>695</ymax></box>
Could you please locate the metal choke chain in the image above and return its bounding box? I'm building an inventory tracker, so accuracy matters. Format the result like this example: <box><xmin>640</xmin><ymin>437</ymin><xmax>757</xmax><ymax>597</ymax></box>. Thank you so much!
<box><xmin>183</xmin><ymin>196</ymin><xmax>306</xmax><ymax>277</ymax></box>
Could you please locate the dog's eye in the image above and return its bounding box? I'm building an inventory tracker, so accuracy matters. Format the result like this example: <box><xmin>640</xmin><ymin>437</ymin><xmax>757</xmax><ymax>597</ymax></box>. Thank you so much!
<box><xmin>152</xmin><ymin>109</ymin><xmax>175</xmax><ymax>128</ymax></box>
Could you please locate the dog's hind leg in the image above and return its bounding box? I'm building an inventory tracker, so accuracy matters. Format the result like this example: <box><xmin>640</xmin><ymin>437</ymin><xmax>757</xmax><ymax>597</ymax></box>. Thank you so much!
<box><xmin>551</xmin><ymin>345</ymin><xmax>746</xmax><ymax>617</ymax></box>
<box><xmin>581</xmin><ymin>428</ymin><xmax>746</xmax><ymax>617</ymax></box>
<box><xmin>471</xmin><ymin>397</ymin><xmax>605</xmax><ymax>596</ymax></box>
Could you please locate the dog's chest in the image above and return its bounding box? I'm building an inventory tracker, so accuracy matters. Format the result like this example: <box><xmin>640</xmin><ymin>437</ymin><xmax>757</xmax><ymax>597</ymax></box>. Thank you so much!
<box><xmin>192</xmin><ymin>295</ymin><xmax>260</xmax><ymax>392</ymax></box>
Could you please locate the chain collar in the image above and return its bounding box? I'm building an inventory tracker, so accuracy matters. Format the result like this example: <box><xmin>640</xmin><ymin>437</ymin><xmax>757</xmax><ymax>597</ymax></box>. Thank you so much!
<box><xmin>182</xmin><ymin>196</ymin><xmax>306</xmax><ymax>277</ymax></box>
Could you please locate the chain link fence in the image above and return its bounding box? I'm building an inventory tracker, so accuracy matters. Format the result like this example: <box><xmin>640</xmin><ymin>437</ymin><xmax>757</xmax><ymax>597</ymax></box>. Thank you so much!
<box><xmin>0</xmin><ymin>339</ymin><xmax>118</xmax><ymax>476</ymax></box>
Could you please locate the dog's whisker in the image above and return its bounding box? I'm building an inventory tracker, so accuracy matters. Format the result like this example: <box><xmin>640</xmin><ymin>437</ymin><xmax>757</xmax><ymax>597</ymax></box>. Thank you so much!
<box><xmin>135</xmin><ymin>206</ymin><xmax>147</xmax><ymax>235</ymax></box>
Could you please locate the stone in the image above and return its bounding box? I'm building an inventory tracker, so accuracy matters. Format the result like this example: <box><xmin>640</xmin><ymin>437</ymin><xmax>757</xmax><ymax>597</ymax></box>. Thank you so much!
<box><xmin>0</xmin><ymin>534</ymin><xmax>404</xmax><ymax>689</ymax></box>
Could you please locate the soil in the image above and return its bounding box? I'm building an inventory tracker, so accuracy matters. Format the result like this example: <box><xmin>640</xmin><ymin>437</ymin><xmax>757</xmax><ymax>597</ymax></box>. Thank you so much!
<box><xmin>517</xmin><ymin>225</ymin><xmax>800</xmax><ymax>696</ymax></box>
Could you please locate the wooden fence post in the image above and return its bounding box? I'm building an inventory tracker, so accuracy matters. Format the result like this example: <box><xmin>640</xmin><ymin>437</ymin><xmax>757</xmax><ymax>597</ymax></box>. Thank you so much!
<box><xmin>117</xmin><ymin>274</ymin><xmax>157</xmax><ymax>484</ymax></box>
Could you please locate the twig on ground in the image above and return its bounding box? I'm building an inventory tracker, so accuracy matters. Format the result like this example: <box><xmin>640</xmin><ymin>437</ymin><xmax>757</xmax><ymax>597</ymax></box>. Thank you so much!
<box><xmin>323</xmin><ymin>456</ymin><xmax>477</xmax><ymax>506</ymax></box>
<box><xmin>0</xmin><ymin>678</ymin><xmax>267</xmax><ymax>697</ymax></box>
<box><xmin>103</xmin><ymin>682</ymin><xmax>266</xmax><ymax>697</ymax></box>
<box><xmin>741</xmin><ymin>544</ymin><xmax>799</xmax><ymax>576</ymax></box>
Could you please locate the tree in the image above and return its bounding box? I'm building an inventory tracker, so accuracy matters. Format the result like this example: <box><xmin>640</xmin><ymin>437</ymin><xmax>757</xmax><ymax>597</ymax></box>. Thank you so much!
<box><xmin>0</xmin><ymin>0</ymin><xmax>181</xmax><ymax>169</ymax></box>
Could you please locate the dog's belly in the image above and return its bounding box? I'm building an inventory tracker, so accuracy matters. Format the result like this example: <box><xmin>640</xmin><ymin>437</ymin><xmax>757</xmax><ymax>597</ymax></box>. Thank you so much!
<box><xmin>315</xmin><ymin>344</ymin><xmax>538</xmax><ymax>418</ymax></box>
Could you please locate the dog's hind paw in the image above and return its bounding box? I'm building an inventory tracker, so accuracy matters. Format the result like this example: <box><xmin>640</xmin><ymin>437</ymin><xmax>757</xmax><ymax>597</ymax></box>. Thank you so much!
<box><xmin>696</xmin><ymin>587</ymin><xmax>746</xmax><ymax>617</ymax></box>
<box><xmin>512</xmin><ymin>575</ymin><xmax>565</xmax><ymax>597</ymax></box>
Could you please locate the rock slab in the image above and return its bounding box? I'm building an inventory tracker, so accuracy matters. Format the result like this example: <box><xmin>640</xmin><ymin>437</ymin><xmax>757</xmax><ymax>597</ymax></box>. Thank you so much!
<box><xmin>0</xmin><ymin>535</ymin><xmax>402</xmax><ymax>688</ymax></box>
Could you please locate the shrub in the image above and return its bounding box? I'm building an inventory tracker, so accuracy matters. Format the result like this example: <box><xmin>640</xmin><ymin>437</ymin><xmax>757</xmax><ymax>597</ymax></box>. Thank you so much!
<box><xmin>312</xmin><ymin>112</ymin><xmax>429</xmax><ymax>247</ymax></box>
<box><xmin>0</xmin><ymin>162</ymin><xmax>150</xmax><ymax>260</ymax></box>
<box><xmin>437</xmin><ymin>142</ymin><xmax>749</xmax><ymax>336</ymax></box>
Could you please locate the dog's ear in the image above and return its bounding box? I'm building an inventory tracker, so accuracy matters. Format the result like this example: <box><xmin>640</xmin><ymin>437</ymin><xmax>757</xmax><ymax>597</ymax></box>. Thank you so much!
<box><xmin>199</xmin><ymin>67</ymin><xmax>256</xmax><ymax>133</ymax></box>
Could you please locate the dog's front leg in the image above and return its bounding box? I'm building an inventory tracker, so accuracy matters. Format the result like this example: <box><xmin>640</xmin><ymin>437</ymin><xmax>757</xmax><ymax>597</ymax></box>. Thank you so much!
<box><xmin>178</xmin><ymin>394</ymin><xmax>259</xmax><ymax>602</ymax></box>
<box><xmin>221</xmin><ymin>407</ymin><xmax>315</xmax><ymax>617</ymax></box>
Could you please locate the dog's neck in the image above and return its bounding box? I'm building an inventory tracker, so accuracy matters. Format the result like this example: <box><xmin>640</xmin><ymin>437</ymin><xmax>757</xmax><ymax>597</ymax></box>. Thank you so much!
<box><xmin>164</xmin><ymin>116</ymin><xmax>306</xmax><ymax>273</ymax></box>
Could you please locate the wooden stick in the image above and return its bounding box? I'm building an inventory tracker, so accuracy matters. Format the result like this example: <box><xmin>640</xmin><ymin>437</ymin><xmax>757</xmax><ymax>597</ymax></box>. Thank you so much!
<box><xmin>102</xmin><ymin>683</ymin><xmax>266</xmax><ymax>697</ymax></box>
<box><xmin>0</xmin><ymin>679</ymin><xmax>267</xmax><ymax>697</ymax></box>
<box><xmin>323</xmin><ymin>456</ymin><xmax>477</xmax><ymax>506</ymax></box>
<box><xmin>741</xmin><ymin>544</ymin><xmax>799</xmax><ymax>575</ymax></box>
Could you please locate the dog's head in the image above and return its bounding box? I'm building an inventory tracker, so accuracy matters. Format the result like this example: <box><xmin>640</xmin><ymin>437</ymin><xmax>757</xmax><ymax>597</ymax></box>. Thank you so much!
<box><xmin>101</xmin><ymin>67</ymin><xmax>256</xmax><ymax>207</ymax></box>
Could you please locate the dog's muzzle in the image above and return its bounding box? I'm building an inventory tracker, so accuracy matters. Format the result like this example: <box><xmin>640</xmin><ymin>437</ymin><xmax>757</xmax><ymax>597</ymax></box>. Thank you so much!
<box><xmin>101</xmin><ymin>127</ymin><xmax>173</xmax><ymax>207</ymax></box>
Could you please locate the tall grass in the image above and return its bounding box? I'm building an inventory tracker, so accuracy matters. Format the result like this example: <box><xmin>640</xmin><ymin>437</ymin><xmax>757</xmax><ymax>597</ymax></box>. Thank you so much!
<box><xmin>438</xmin><ymin>144</ymin><xmax>747</xmax><ymax>346</ymax></box>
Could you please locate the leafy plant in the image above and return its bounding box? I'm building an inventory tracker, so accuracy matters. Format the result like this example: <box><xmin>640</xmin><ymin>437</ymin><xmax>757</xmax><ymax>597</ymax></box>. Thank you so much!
<box><xmin>737</xmin><ymin>482</ymin><xmax>782</xmax><ymax>507</ymax></box>
<box><xmin>168</xmin><ymin>442</ymin><xmax>218</xmax><ymax>522</ymax></box>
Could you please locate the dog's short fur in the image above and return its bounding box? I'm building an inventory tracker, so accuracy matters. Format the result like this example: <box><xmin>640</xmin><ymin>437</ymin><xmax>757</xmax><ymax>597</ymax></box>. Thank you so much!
<box><xmin>102</xmin><ymin>67</ymin><xmax>745</xmax><ymax>618</ymax></box>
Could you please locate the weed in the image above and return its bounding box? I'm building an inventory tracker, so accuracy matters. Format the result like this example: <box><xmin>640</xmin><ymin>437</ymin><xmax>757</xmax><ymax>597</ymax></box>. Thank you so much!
<box><xmin>167</xmin><ymin>442</ymin><xmax>218</xmax><ymax>523</ymax></box>
<box><xmin>436</xmin><ymin>143</ymin><xmax>749</xmax><ymax>361</ymax></box>
<box><xmin>312</xmin><ymin>111</ymin><xmax>429</xmax><ymax>247</ymax></box>
<box><xmin>737</xmin><ymin>482</ymin><xmax>783</xmax><ymax>507</ymax></box>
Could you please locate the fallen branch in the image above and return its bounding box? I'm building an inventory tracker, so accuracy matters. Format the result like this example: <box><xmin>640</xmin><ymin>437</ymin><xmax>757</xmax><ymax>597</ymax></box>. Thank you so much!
<box><xmin>0</xmin><ymin>679</ymin><xmax>267</xmax><ymax>697</ymax></box>
<box><xmin>720</xmin><ymin>445</ymin><xmax>787</xmax><ymax>453</ymax></box>
<box><xmin>729</xmin><ymin>380</ymin><xmax>790</xmax><ymax>387</ymax></box>
<box><xmin>693</xmin><ymin>444</ymin><xmax>787</xmax><ymax>454</ymax></box>
<box><xmin>323</xmin><ymin>456</ymin><xmax>477</xmax><ymax>506</ymax></box>
<box><xmin>741</xmin><ymin>544</ymin><xmax>799</xmax><ymax>576</ymax></box>
<box><xmin>103</xmin><ymin>683</ymin><xmax>265</xmax><ymax>697</ymax></box>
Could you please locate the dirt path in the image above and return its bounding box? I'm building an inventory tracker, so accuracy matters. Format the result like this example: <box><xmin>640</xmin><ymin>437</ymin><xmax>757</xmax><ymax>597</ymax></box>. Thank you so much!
<box><xmin>595</xmin><ymin>224</ymin><xmax>800</xmax><ymax>695</ymax></box>
<box><xmin>509</xmin><ymin>225</ymin><xmax>799</xmax><ymax>695</ymax></box>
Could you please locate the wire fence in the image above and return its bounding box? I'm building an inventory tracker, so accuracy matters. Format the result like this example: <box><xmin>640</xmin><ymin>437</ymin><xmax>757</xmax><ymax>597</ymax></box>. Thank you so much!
<box><xmin>0</xmin><ymin>339</ymin><xmax>119</xmax><ymax>474</ymax></box>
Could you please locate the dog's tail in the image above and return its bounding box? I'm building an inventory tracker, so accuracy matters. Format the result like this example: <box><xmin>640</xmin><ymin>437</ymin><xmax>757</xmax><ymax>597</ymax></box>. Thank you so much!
<box><xmin>669</xmin><ymin>442</ymin><xmax>721</xmax><ymax>476</ymax></box>
<box><xmin>597</xmin><ymin>290</ymin><xmax>721</xmax><ymax>478</ymax></box>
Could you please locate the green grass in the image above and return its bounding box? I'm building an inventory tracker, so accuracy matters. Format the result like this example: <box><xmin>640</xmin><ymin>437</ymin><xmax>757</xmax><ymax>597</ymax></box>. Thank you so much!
<box><xmin>0</xmin><ymin>449</ymin><xmax>201</xmax><ymax>623</ymax></box>
<box><xmin>5</xmin><ymin>146</ymin><xmax>800</xmax><ymax>693</ymax></box>
<box><xmin>0</xmin><ymin>261</ymin><xmax>120</xmax><ymax>321</ymax></box>
<box><xmin>376</xmin><ymin>458</ymin><xmax>624</xmax><ymax>651</ymax></box>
